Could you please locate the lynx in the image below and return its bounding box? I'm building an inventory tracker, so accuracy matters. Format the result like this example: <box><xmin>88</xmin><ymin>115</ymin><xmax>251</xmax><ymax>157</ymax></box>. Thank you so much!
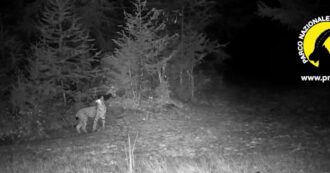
<box><xmin>75</xmin><ymin>96</ymin><xmax>107</xmax><ymax>133</ymax></box>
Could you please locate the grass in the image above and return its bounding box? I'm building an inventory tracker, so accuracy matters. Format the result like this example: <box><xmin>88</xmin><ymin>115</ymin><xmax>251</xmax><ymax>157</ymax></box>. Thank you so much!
<box><xmin>1</xmin><ymin>86</ymin><xmax>329</xmax><ymax>173</ymax></box>
<box><xmin>0</xmin><ymin>144</ymin><xmax>327</xmax><ymax>173</ymax></box>
<box><xmin>125</xmin><ymin>133</ymin><xmax>138</xmax><ymax>173</ymax></box>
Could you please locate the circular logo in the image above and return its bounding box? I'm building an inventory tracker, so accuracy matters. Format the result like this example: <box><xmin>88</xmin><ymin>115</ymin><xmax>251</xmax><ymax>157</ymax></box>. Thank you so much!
<box><xmin>298</xmin><ymin>16</ymin><xmax>330</xmax><ymax>68</ymax></box>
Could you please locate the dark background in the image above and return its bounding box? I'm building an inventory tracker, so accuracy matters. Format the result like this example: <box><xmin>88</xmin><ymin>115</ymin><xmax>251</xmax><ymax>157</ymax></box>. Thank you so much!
<box><xmin>1</xmin><ymin>0</ymin><xmax>330</xmax><ymax>88</ymax></box>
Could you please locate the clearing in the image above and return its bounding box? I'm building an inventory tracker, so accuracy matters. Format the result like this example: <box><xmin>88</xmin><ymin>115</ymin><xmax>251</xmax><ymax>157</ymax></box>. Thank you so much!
<box><xmin>1</xmin><ymin>85</ymin><xmax>330</xmax><ymax>173</ymax></box>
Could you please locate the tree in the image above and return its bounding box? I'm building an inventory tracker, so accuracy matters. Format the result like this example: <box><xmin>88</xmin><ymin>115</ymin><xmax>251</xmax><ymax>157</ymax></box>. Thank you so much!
<box><xmin>165</xmin><ymin>0</ymin><xmax>228</xmax><ymax>101</ymax></box>
<box><xmin>74</xmin><ymin>0</ymin><xmax>121</xmax><ymax>51</ymax></box>
<box><xmin>8</xmin><ymin>0</ymin><xmax>101</xmax><ymax>139</ymax></box>
<box><xmin>32</xmin><ymin>0</ymin><xmax>99</xmax><ymax>105</ymax></box>
<box><xmin>0</xmin><ymin>21</ymin><xmax>23</xmax><ymax>77</ymax></box>
<box><xmin>103</xmin><ymin>0</ymin><xmax>177</xmax><ymax>104</ymax></box>
<box><xmin>257</xmin><ymin>0</ymin><xmax>327</xmax><ymax>30</ymax></box>
<box><xmin>168</xmin><ymin>29</ymin><xmax>225</xmax><ymax>100</ymax></box>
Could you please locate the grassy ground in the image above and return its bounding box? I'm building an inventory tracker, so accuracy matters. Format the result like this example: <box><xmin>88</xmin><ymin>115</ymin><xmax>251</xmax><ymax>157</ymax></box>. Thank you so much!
<box><xmin>0</xmin><ymin>85</ymin><xmax>329</xmax><ymax>173</ymax></box>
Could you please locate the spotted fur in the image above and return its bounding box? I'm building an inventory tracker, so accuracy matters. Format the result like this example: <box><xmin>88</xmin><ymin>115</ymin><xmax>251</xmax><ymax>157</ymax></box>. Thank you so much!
<box><xmin>75</xmin><ymin>96</ymin><xmax>107</xmax><ymax>133</ymax></box>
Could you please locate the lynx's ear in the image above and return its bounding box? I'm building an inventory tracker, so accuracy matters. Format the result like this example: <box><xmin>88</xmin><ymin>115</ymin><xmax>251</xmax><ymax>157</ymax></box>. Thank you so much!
<box><xmin>97</xmin><ymin>96</ymin><xmax>104</xmax><ymax>102</ymax></box>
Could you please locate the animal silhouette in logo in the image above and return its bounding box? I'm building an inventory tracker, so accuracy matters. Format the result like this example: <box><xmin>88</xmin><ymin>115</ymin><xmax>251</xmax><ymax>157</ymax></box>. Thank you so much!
<box><xmin>309</xmin><ymin>29</ymin><xmax>330</xmax><ymax>69</ymax></box>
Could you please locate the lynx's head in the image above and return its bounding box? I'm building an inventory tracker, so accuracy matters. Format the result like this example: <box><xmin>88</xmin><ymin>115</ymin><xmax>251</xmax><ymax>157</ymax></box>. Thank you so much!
<box><xmin>95</xmin><ymin>96</ymin><xmax>104</xmax><ymax>105</ymax></box>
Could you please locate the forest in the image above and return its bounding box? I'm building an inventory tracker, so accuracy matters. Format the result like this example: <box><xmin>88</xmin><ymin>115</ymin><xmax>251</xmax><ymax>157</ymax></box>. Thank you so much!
<box><xmin>0</xmin><ymin>0</ymin><xmax>330</xmax><ymax>172</ymax></box>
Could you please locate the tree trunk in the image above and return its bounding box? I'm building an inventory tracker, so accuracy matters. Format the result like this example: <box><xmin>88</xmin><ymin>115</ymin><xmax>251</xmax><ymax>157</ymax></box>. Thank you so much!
<box><xmin>179</xmin><ymin>71</ymin><xmax>183</xmax><ymax>86</ymax></box>
<box><xmin>158</xmin><ymin>68</ymin><xmax>163</xmax><ymax>84</ymax></box>
<box><xmin>60</xmin><ymin>80</ymin><xmax>67</xmax><ymax>106</ymax></box>
<box><xmin>188</xmin><ymin>69</ymin><xmax>195</xmax><ymax>100</ymax></box>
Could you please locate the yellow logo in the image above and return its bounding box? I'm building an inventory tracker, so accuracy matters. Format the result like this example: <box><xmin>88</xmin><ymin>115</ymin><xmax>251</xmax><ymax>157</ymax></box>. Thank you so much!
<box><xmin>298</xmin><ymin>16</ymin><xmax>330</xmax><ymax>68</ymax></box>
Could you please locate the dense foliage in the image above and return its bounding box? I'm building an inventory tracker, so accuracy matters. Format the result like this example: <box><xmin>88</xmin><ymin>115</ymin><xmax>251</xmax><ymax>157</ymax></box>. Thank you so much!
<box><xmin>1</xmin><ymin>0</ymin><xmax>227</xmax><ymax>141</ymax></box>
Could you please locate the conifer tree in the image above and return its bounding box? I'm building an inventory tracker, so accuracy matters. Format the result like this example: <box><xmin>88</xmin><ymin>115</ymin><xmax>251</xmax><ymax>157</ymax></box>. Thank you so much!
<box><xmin>32</xmin><ymin>0</ymin><xmax>98</xmax><ymax>104</ymax></box>
<box><xmin>104</xmin><ymin>0</ymin><xmax>177</xmax><ymax>103</ymax></box>
<box><xmin>165</xmin><ymin>0</ymin><xmax>227</xmax><ymax>100</ymax></box>
<box><xmin>74</xmin><ymin>0</ymin><xmax>118</xmax><ymax>51</ymax></box>
<box><xmin>168</xmin><ymin>29</ymin><xmax>223</xmax><ymax>100</ymax></box>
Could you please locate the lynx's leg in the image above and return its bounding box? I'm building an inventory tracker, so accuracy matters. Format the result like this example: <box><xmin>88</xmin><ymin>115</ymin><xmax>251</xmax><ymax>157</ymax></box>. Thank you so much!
<box><xmin>81</xmin><ymin>119</ymin><xmax>88</xmax><ymax>133</ymax></box>
<box><xmin>76</xmin><ymin>122</ymin><xmax>82</xmax><ymax>134</ymax></box>
<box><xmin>101</xmin><ymin>118</ymin><xmax>105</xmax><ymax>129</ymax></box>
<box><xmin>77</xmin><ymin>115</ymin><xmax>88</xmax><ymax>133</ymax></box>
<box><xmin>76</xmin><ymin>117</ymin><xmax>87</xmax><ymax>133</ymax></box>
<box><xmin>92</xmin><ymin>117</ymin><xmax>98</xmax><ymax>132</ymax></box>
